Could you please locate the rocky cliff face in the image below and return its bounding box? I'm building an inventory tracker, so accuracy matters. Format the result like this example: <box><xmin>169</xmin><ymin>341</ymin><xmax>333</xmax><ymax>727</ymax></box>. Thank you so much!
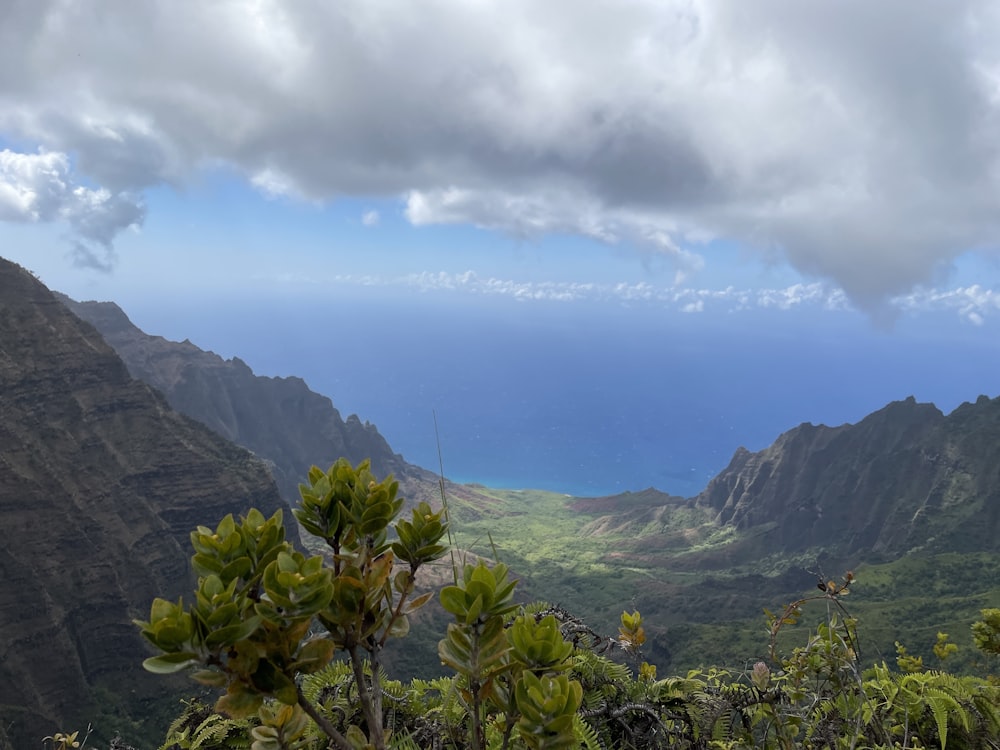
<box><xmin>59</xmin><ymin>297</ymin><xmax>440</xmax><ymax>508</ymax></box>
<box><xmin>0</xmin><ymin>260</ymin><xmax>291</xmax><ymax>746</ymax></box>
<box><xmin>693</xmin><ymin>396</ymin><xmax>1000</xmax><ymax>560</ymax></box>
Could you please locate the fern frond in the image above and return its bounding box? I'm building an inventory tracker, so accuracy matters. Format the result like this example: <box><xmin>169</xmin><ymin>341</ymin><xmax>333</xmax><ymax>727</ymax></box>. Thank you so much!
<box><xmin>158</xmin><ymin>699</ymin><xmax>256</xmax><ymax>750</ymax></box>
<box><xmin>573</xmin><ymin>714</ymin><xmax>602</xmax><ymax>750</ymax></box>
<box><xmin>387</xmin><ymin>729</ymin><xmax>423</xmax><ymax>750</ymax></box>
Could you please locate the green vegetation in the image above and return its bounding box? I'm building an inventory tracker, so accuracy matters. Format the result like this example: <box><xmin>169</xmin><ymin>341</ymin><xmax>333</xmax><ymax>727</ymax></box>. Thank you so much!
<box><xmin>123</xmin><ymin>459</ymin><xmax>1000</xmax><ymax>749</ymax></box>
<box><xmin>446</xmin><ymin>487</ymin><xmax>645</xmax><ymax>633</ymax></box>
<box><xmin>134</xmin><ymin>459</ymin><xmax>448</xmax><ymax>750</ymax></box>
<box><xmin>441</xmin><ymin>487</ymin><xmax>1000</xmax><ymax>680</ymax></box>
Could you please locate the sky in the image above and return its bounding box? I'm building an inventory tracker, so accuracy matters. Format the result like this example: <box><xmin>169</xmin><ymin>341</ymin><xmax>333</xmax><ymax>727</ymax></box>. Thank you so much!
<box><xmin>3</xmin><ymin>1</ymin><xmax>1000</xmax><ymax>490</ymax></box>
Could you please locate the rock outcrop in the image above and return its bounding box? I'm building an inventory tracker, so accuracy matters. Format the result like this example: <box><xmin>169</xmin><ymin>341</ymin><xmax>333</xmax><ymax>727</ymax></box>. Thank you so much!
<box><xmin>0</xmin><ymin>259</ymin><xmax>291</xmax><ymax>747</ymax></box>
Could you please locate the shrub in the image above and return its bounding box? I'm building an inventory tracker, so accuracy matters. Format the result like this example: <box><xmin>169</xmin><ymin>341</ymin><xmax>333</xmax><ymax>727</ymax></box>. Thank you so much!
<box><xmin>135</xmin><ymin>458</ymin><xmax>1000</xmax><ymax>749</ymax></box>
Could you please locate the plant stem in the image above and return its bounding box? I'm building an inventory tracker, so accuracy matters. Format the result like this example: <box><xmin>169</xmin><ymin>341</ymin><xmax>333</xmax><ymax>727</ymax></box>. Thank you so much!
<box><xmin>379</xmin><ymin>580</ymin><xmax>413</xmax><ymax>649</ymax></box>
<box><xmin>296</xmin><ymin>686</ymin><xmax>353</xmax><ymax>750</ymax></box>
<box><xmin>433</xmin><ymin>409</ymin><xmax>459</xmax><ymax>586</ymax></box>
<box><xmin>348</xmin><ymin>643</ymin><xmax>386</xmax><ymax>749</ymax></box>
<box><xmin>469</xmin><ymin>676</ymin><xmax>484</xmax><ymax>750</ymax></box>
<box><xmin>468</xmin><ymin>624</ymin><xmax>485</xmax><ymax>750</ymax></box>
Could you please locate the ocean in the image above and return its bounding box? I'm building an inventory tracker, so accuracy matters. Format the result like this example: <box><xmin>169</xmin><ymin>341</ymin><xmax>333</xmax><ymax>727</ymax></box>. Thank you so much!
<box><xmin>129</xmin><ymin>291</ymin><xmax>1000</xmax><ymax>498</ymax></box>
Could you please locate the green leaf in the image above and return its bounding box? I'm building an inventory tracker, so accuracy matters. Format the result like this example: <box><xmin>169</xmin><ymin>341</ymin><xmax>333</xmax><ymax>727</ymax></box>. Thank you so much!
<box><xmin>191</xmin><ymin>553</ymin><xmax>224</xmax><ymax>576</ymax></box>
<box><xmin>414</xmin><ymin>544</ymin><xmax>447</xmax><ymax>561</ymax></box>
<box><xmin>386</xmin><ymin>614</ymin><xmax>410</xmax><ymax>639</ymax></box>
<box><xmin>440</xmin><ymin>586</ymin><xmax>468</xmax><ymax>618</ymax></box>
<box><xmin>190</xmin><ymin>668</ymin><xmax>228</xmax><ymax>687</ymax></box>
<box><xmin>148</xmin><ymin>597</ymin><xmax>182</xmax><ymax>623</ymax></box>
<box><xmin>362</xmin><ymin>501</ymin><xmax>394</xmax><ymax>522</ymax></box>
<box><xmin>439</xmin><ymin>639</ymin><xmax>472</xmax><ymax>676</ymax></box>
<box><xmin>393</xmin><ymin>569</ymin><xmax>413</xmax><ymax>594</ymax></box>
<box><xmin>465</xmin><ymin>594</ymin><xmax>484</xmax><ymax>624</ymax></box>
<box><xmin>204</xmin><ymin>615</ymin><xmax>262</xmax><ymax>649</ymax></box>
<box><xmin>216</xmin><ymin>513</ymin><xmax>236</xmax><ymax>539</ymax></box>
<box><xmin>405</xmin><ymin>591</ymin><xmax>435</xmax><ymax>613</ymax></box>
<box><xmin>141</xmin><ymin>652</ymin><xmax>199</xmax><ymax>674</ymax></box>
<box><xmin>215</xmin><ymin>683</ymin><xmax>263</xmax><ymax>719</ymax></box>
<box><xmin>271</xmin><ymin>669</ymin><xmax>299</xmax><ymax>705</ymax></box>
<box><xmin>218</xmin><ymin>556</ymin><xmax>252</xmax><ymax>583</ymax></box>
<box><xmin>275</xmin><ymin>551</ymin><xmax>298</xmax><ymax>573</ymax></box>
<box><xmin>345</xmin><ymin>725</ymin><xmax>369</xmax><ymax>749</ymax></box>
<box><xmin>250</xmin><ymin>658</ymin><xmax>298</xmax><ymax>704</ymax></box>
<box><xmin>204</xmin><ymin>601</ymin><xmax>239</xmax><ymax>628</ymax></box>
<box><xmin>293</xmin><ymin>638</ymin><xmax>336</xmax><ymax>672</ymax></box>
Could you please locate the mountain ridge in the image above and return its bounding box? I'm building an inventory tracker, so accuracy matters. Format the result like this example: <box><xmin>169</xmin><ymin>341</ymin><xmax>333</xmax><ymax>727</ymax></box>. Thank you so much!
<box><xmin>0</xmin><ymin>260</ymin><xmax>291</xmax><ymax>746</ymax></box>
<box><xmin>569</xmin><ymin>393</ymin><xmax>998</xmax><ymax>561</ymax></box>
<box><xmin>58</xmin><ymin>296</ymin><xmax>447</xmax><ymax>510</ymax></box>
<box><xmin>688</xmin><ymin>394</ymin><xmax>997</xmax><ymax>561</ymax></box>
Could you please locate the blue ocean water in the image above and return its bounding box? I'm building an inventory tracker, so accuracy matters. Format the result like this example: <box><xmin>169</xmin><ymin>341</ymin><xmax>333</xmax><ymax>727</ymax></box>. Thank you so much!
<box><xmin>130</xmin><ymin>293</ymin><xmax>1000</xmax><ymax>498</ymax></box>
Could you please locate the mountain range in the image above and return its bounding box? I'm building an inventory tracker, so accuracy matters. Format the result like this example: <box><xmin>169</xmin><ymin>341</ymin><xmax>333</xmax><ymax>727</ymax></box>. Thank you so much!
<box><xmin>57</xmin><ymin>295</ymin><xmax>444</xmax><ymax>507</ymax></box>
<box><xmin>574</xmin><ymin>394</ymin><xmax>1000</xmax><ymax>570</ymax></box>
<box><xmin>3</xmin><ymin>253</ymin><xmax>1000</xmax><ymax>745</ymax></box>
<box><xmin>66</xmin><ymin>287</ymin><xmax>1000</xmax><ymax>674</ymax></box>
<box><xmin>67</xmin><ymin>291</ymin><xmax>1000</xmax><ymax>573</ymax></box>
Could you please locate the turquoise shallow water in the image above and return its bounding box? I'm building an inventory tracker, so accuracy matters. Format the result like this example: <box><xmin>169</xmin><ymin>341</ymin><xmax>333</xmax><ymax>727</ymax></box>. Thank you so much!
<box><xmin>131</xmin><ymin>293</ymin><xmax>1000</xmax><ymax>498</ymax></box>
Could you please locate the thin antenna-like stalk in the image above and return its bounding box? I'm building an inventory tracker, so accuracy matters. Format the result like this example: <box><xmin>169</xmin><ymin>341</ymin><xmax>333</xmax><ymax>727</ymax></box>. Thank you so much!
<box><xmin>433</xmin><ymin>409</ymin><xmax>459</xmax><ymax>585</ymax></box>
<box><xmin>487</xmin><ymin>531</ymin><xmax>500</xmax><ymax>564</ymax></box>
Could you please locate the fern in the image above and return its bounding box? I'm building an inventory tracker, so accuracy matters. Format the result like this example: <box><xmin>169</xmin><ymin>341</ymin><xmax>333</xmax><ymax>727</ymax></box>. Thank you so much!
<box><xmin>157</xmin><ymin>700</ymin><xmax>254</xmax><ymax>750</ymax></box>
<box><xmin>859</xmin><ymin>665</ymin><xmax>1000</xmax><ymax>749</ymax></box>
<box><xmin>572</xmin><ymin>714</ymin><xmax>602</xmax><ymax>750</ymax></box>
<box><xmin>385</xmin><ymin>731</ymin><xmax>423</xmax><ymax>750</ymax></box>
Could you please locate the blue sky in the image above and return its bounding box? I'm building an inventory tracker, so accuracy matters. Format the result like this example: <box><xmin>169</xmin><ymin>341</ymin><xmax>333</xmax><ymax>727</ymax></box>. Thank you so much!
<box><xmin>3</xmin><ymin>2</ymin><xmax>1000</xmax><ymax>491</ymax></box>
<box><xmin>3</xmin><ymin>171</ymin><xmax>810</xmax><ymax>304</ymax></box>
<box><xmin>5</xmin><ymin>166</ymin><xmax>997</xmax><ymax>323</ymax></box>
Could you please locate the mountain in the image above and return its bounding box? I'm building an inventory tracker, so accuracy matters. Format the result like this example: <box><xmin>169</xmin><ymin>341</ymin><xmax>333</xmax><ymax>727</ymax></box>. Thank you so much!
<box><xmin>563</xmin><ymin>394</ymin><xmax>1000</xmax><ymax>568</ymax></box>
<box><xmin>692</xmin><ymin>395</ymin><xmax>1000</xmax><ymax>561</ymax></box>
<box><xmin>454</xmin><ymin>396</ymin><xmax>1000</xmax><ymax>672</ymax></box>
<box><xmin>58</xmin><ymin>297</ymin><xmax>444</xmax><ymax>509</ymax></box>
<box><xmin>55</xmin><ymin>296</ymin><xmax>506</xmax><ymax>683</ymax></box>
<box><xmin>0</xmin><ymin>260</ymin><xmax>291</xmax><ymax>748</ymax></box>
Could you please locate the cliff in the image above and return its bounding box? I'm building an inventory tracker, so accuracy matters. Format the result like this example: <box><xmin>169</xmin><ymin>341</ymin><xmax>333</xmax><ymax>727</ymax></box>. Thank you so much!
<box><xmin>0</xmin><ymin>260</ymin><xmax>290</xmax><ymax>746</ymax></box>
<box><xmin>58</xmin><ymin>297</ymin><xmax>441</xmax><ymax>508</ymax></box>
<box><xmin>692</xmin><ymin>395</ymin><xmax>1000</xmax><ymax>560</ymax></box>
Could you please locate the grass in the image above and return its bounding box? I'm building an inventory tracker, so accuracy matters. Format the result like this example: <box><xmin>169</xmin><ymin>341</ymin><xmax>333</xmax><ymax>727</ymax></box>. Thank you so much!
<box><xmin>436</xmin><ymin>483</ymin><xmax>1000</xmax><ymax>677</ymax></box>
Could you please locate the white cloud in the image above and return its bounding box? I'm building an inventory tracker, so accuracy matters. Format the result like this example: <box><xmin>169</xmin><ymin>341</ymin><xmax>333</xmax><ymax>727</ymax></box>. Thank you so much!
<box><xmin>251</xmin><ymin>168</ymin><xmax>299</xmax><ymax>199</ymax></box>
<box><xmin>361</xmin><ymin>209</ymin><xmax>379</xmax><ymax>227</ymax></box>
<box><xmin>757</xmin><ymin>283</ymin><xmax>850</xmax><ymax>311</ymax></box>
<box><xmin>4</xmin><ymin>1</ymin><xmax>1000</xmax><ymax>301</ymax></box>
<box><xmin>0</xmin><ymin>149</ymin><xmax>144</xmax><ymax>269</ymax></box>
<box><xmin>300</xmin><ymin>269</ymin><xmax>998</xmax><ymax>322</ymax></box>
<box><xmin>0</xmin><ymin>149</ymin><xmax>67</xmax><ymax>221</ymax></box>
<box><xmin>892</xmin><ymin>284</ymin><xmax>1000</xmax><ymax>325</ymax></box>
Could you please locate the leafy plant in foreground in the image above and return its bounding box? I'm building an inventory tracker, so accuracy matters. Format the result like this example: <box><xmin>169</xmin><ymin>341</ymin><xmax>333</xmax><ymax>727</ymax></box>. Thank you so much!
<box><xmin>135</xmin><ymin>457</ymin><xmax>1000</xmax><ymax>749</ymax></box>
<box><xmin>135</xmin><ymin>459</ymin><xmax>448</xmax><ymax>750</ymax></box>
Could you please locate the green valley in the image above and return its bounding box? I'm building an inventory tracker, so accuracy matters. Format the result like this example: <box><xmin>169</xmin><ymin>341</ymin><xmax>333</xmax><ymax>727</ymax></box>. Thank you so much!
<box><xmin>443</xmin><ymin>486</ymin><xmax>1000</xmax><ymax>678</ymax></box>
